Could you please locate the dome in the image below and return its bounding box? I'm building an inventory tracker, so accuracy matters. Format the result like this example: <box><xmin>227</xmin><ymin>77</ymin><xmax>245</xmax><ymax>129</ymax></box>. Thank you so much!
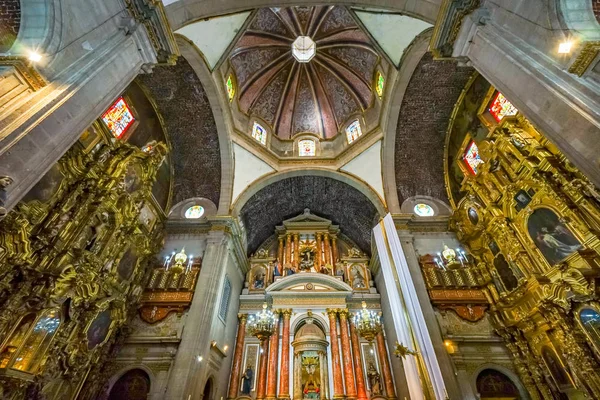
<box><xmin>228</xmin><ymin>6</ymin><xmax>385</xmax><ymax>140</ymax></box>
<box><xmin>295</xmin><ymin>321</ymin><xmax>325</xmax><ymax>339</ymax></box>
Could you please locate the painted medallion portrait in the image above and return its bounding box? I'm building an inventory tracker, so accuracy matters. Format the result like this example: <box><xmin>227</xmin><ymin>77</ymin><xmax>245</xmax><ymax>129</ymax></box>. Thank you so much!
<box><xmin>117</xmin><ymin>248</ymin><xmax>138</xmax><ymax>280</ymax></box>
<box><xmin>87</xmin><ymin>309</ymin><xmax>112</xmax><ymax>350</ymax></box>
<box><xmin>527</xmin><ymin>208</ymin><xmax>581</xmax><ymax>266</ymax></box>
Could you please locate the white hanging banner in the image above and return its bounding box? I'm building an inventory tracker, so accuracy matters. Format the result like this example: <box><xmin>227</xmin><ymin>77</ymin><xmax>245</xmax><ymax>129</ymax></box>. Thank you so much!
<box><xmin>373</xmin><ymin>219</ymin><xmax>424</xmax><ymax>399</ymax></box>
<box><xmin>377</xmin><ymin>214</ymin><xmax>448</xmax><ymax>400</ymax></box>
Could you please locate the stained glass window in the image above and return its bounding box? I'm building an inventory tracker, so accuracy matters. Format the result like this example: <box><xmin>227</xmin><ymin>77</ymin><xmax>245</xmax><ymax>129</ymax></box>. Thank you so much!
<box><xmin>414</xmin><ymin>203</ymin><xmax>434</xmax><ymax>217</ymax></box>
<box><xmin>375</xmin><ymin>71</ymin><xmax>385</xmax><ymax>98</ymax></box>
<box><xmin>252</xmin><ymin>122</ymin><xmax>267</xmax><ymax>145</ymax></box>
<box><xmin>185</xmin><ymin>205</ymin><xmax>204</xmax><ymax>219</ymax></box>
<box><xmin>226</xmin><ymin>75</ymin><xmax>235</xmax><ymax>102</ymax></box>
<box><xmin>489</xmin><ymin>92</ymin><xmax>518</xmax><ymax>122</ymax></box>
<box><xmin>102</xmin><ymin>97</ymin><xmax>135</xmax><ymax>138</ymax></box>
<box><xmin>298</xmin><ymin>139</ymin><xmax>315</xmax><ymax>156</ymax></box>
<box><xmin>346</xmin><ymin>120</ymin><xmax>362</xmax><ymax>144</ymax></box>
<box><xmin>463</xmin><ymin>140</ymin><xmax>484</xmax><ymax>175</ymax></box>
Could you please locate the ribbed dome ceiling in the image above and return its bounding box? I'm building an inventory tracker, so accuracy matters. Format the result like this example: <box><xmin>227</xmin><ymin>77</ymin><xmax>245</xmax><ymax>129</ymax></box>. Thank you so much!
<box><xmin>229</xmin><ymin>6</ymin><xmax>383</xmax><ymax>139</ymax></box>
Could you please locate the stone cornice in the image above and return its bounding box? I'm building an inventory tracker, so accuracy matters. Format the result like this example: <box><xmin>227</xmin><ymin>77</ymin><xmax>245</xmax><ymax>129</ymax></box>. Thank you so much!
<box><xmin>391</xmin><ymin>213</ymin><xmax>451</xmax><ymax>232</ymax></box>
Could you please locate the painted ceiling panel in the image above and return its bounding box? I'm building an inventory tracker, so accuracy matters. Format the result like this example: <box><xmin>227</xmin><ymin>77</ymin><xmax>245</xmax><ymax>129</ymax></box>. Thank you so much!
<box><xmin>228</xmin><ymin>6</ymin><xmax>386</xmax><ymax>140</ymax></box>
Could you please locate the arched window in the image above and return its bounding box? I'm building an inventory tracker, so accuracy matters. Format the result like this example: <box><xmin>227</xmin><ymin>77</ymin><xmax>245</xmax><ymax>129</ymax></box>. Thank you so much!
<box><xmin>578</xmin><ymin>307</ymin><xmax>600</xmax><ymax>352</ymax></box>
<box><xmin>414</xmin><ymin>203</ymin><xmax>434</xmax><ymax>217</ymax></box>
<box><xmin>252</xmin><ymin>122</ymin><xmax>267</xmax><ymax>145</ymax></box>
<box><xmin>185</xmin><ymin>205</ymin><xmax>205</xmax><ymax>219</ymax></box>
<box><xmin>226</xmin><ymin>75</ymin><xmax>235</xmax><ymax>102</ymax></box>
<box><xmin>298</xmin><ymin>139</ymin><xmax>315</xmax><ymax>156</ymax></box>
<box><xmin>345</xmin><ymin>120</ymin><xmax>362</xmax><ymax>144</ymax></box>
<box><xmin>108</xmin><ymin>369</ymin><xmax>151</xmax><ymax>400</ymax></box>
<box><xmin>1</xmin><ymin>309</ymin><xmax>62</xmax><ymax>373</ymax></box>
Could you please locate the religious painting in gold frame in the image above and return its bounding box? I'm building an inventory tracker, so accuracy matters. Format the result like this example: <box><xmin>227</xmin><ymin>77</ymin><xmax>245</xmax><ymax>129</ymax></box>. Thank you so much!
<box><xmin>347</xmin><ymin>263</ymin><xmax>369</xmax><ymax>291</ymax></box>
<box><xmin>86</xmin><ymin>308</ymin><xmax>114</xmax><ymax>350</ymax></box>
<box><xmin>540</xmin><ymin>345</ymin><xmax>576</xmax><ymax>391</ymax></box>
<box><xmin>249</xmin><ymin>264</ymin><xmax>268</xmax><ymax>291</ymax></box>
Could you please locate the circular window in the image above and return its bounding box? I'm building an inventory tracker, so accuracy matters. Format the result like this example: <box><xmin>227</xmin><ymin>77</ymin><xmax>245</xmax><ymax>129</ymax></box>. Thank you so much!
<box><xmin>185</xmin><ymin>205</ymin><xmax>205</xmax><ymax>219</ymax></box>
<box><xmin>414</xmin><ymin>203</ymin><xmax>434</xmax><ymax>217</ymax></box>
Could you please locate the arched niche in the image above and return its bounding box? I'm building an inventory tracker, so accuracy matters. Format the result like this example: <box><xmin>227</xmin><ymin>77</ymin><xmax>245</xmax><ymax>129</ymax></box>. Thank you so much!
<box><xmin>476</xmin><ymin>368</ymin><xmax>520</xmax><ymax>399</ymax></box>
<box><xmin>107</xmin><ymin>368</ymin><xmax>151</xmax><ymax>400</ymax></box>
<box><xmin>471</xmin><ymin>364</ymin><xmax>529</xmax><ymax>400</ymax></box>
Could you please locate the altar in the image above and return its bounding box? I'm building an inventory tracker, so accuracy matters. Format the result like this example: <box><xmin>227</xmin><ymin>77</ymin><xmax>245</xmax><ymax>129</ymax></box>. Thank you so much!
<box><xmin>227</xmin><ymin>210</ymin><xmax>397</xmax><ymax>400</ymax></box>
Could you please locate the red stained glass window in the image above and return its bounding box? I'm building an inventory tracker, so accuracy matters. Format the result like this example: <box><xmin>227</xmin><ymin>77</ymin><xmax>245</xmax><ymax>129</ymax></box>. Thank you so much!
<box><xmin>102</xmin><ymin>97</ymin><xmax>135</xmax><ymax>138</ymax></box>
<box><xmin>489</xmin><ymin>92</ymin><xmax>518</xmax><ymax>122</ymax></box>
<box><xmin>463</xmin><ymin>140</ymin><xmax>484</xmax><ymax>175</ymax></box>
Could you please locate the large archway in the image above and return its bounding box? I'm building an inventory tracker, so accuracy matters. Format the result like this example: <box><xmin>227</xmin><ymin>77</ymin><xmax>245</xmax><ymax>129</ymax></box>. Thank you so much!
<box><xmin>107</xmin><ymin>369</ymin><xmax>151</xmax><ymax>400</ymax></box>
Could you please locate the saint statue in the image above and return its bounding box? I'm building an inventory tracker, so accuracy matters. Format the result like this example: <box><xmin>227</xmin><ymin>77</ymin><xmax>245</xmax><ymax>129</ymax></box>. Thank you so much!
<box><xmin>351</xmin><ymin>266</ymin><xmax>366</xmax><ymax>289</ymax></box>
<box><xmin>367</xmin><ymin>362</ymin><xmax>382</xmax><ymax>395</ymax></box>
<box><xmin>241</xmin><ymin>367</ymin><xmax>253</xmax><ymax>394</ymax></box>
<box><xmin>299</xmin><ymin>248</ymin><xmax>315</xmax><ymax>271</ymax></box>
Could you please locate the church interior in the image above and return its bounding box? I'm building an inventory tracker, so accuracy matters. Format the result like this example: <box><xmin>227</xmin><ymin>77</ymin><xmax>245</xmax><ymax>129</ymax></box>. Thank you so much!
<box><xmin>0</xmin><ymin>1</ymin><xmax>599</xmax><ymax>399</ymax></box>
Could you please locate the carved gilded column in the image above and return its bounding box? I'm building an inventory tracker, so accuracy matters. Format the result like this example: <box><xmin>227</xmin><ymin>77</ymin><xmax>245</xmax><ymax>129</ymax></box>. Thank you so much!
<box><xmin>332</xmin><ymin>235</ymin><xmax>338</xmax><ymax>270</ymax></box>
<box><xmin>327</xmin><ymin>309</ymin><xmax>345</xmax><ymax>398</ymax></box>
<box><xmin>266</xmin><ymin>312</ymin><xmax>280</xmax><ymax>400</ymax></box>
<box><xmin>316</xmin><ymin>232</ymin><xmax>322</xmax><ymax>271</ymax></box>
<box><xmin>324</xmin><ymin>233</ymin><xmax>331</xmax><ymax>266</ymax></box>
<box><xmin>339</xmin><ymin>310</ymin><xmax>357</xmax><ymax>399</ymax></box>
<box><xmin>376</xmin><ymin>330</ymin><xmax>396</xmax><ymax>399</ymax></box>
<box><xmin>278</xmin><ymin>236</ymin><xmax>284</xmax><ymax>264</ymax></box>
<box><xmin>293</xmin><ymin>233</ymin><xmax>300</xmax><ymax>269</ymax></box>
<box><xmin>285</xmin><ymin>233</ymin><xmax>292</xmax><ymax>266</ymax></box>
<box><xmin>349</xmin><ymin>316</ymin><xmax>368</xmax><ymax>400</ymax></box>
<box><xmin>279</xmin><ymin>309</ymin><xmax>292</xmax><ymax>400</ymax></box>
<box><xmin>257</xmin><ymin>339</ymin><xmax>269</xmax><ymax>400</ymax></box>
<box><xmin>228</xmin><ymin>314</ymin><xmax>248</xmax><ymax>399</ymax></box>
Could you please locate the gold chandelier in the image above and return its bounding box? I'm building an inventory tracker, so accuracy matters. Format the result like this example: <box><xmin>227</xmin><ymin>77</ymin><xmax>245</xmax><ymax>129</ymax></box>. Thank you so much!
<box><xmin>353</xmin><ymin>301</ymin><xmax>382</xmax><ymax>342</ymax></box>
<box><xmin>247</xmin><ymin>303</ymin><xmax>277</xmax><ymax>341</ymax></box>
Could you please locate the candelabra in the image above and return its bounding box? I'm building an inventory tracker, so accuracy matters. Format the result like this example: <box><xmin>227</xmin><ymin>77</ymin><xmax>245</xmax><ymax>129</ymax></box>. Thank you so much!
<box><xmin>353</xmin><ymin>301</ymin><xmax>382</xmax><ymax>342</ymax></box>
<box><xmin>163</xmin><ymin>248</ymin><xmax>194</xmax><ymax>272</ymax></box>
<box><xmin>247</xmin><ymin>303</ymin><xmax>277</xmax><ymax>341</ymax></box>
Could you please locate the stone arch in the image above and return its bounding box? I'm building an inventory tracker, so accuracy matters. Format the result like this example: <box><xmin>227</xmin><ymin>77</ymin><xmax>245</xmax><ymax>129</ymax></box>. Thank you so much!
<box><xmin>233</xmin><ymin>169</ymin><xmax>386</xmax><ymax>255</ymax></box>
<box><xmin>165</xmin><ymin>0</ymin><xmax>440</xmax><ymax>31</ymax></box>
<box><xmin>201</xmin><ymin>375</ymin><xmax>215</xmax><ymax>400</ymax></box>
<box><xmin>290</xmin><ymin>311</ymin><xmax>331</xmax><ymax>336</ymax></box>
<box><xmin>471</xmin><ymin>364</ymin><xmax>530</xmax><ymax>400</ymax></box>
<box><xmin>381</xmin><ymin>29</ymin><xmax>431</xmax><ymax>213</ymax></box>
<box><xmin>557</xmin><ymin>0</ymin><xmax>600</xmax><ymax>39</ymax></box>
<box><xmin>176</xmin><ymin>35</ymin><xmax>234</xmax><ymax>215</ymax></box>
<box><xmin>7</xmin><ymin>0</ymin><xmax>62</xmax><ymax>56</ymax></box>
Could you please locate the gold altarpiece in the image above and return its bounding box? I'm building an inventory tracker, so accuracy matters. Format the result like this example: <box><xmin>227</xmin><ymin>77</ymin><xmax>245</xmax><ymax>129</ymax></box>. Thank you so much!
<box><xmin>0</xmin><ymin>122</ymin><xmax>168</xmax><ymax>399</ymax></box>
<box><xmin>448</xmin><ymin>85</ymin><xmax>600</xmax><ymax>399</ymax></box>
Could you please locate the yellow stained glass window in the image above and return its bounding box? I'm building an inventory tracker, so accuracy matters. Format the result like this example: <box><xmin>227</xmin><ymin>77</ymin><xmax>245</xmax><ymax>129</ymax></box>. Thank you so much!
<box><xmin>226</xmin><ymin>75</ymin><xmax>235</xmax><ymax>102</ymax></box>
<box><xmin>376</xmin><ymin>72</ymin><xmax>384</xmax><ymax>98</ymax></box>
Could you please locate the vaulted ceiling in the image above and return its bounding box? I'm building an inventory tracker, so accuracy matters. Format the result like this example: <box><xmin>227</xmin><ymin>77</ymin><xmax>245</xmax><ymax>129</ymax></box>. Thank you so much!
<box><xmin>228</xmin><ymin>6</ymin><xmax>385</xmax><ymax>139</ymax></box>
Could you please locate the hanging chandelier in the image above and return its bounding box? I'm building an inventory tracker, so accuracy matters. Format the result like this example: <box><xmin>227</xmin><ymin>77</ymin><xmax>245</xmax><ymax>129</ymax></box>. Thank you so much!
<box><xmin>353</xmin><ymin>301</ymin><xmax>382</xmax><ymax>342</ymax></box>
<box><xmin>247</xmin><ymin>303</ymin><xmax>277</xmax><ymax>341</ymax></box>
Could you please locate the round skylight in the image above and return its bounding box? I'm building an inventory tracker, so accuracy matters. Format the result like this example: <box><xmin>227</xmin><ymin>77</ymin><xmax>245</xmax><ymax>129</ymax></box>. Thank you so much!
<box><xmin>292</xmin><ymin>36</ymin><xmax>316</xmax><ymax>63</ymax></box>
<box><xmin>414</xmin><ymin>203</ymin><xmax>435</xmax><ymax>217</ymax></box>
<box><xmin>185</xmin><ymin>205</ymin><xmax>205</xmax><ymax>219</ymax></box>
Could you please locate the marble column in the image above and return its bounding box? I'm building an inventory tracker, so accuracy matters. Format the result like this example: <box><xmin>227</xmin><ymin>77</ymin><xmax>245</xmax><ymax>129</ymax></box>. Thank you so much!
<box><xmin>338</xmin><ymin>310</ymin><xmax>357</xmax><ymax>399</ymax></box>
<box><xmin>332</xmin><ymin>236</ymin><xmax>339</xmax><ymax>271</ymax></box>
<box><xmin>286</xmin><ymin>233</ymin><xmax>292</xmax><ymax>266</ymax></box>
<box><xmin>319</xmin><ymin>351</ymin><xmax>330</xmax><ymax>400</ymax></box>
<box><xmin>327</xmin><ymin>309</ymin><xmax>344</xmax><ymax>399</ymax></box>
<box><xmin>349</xmin><ymin>317</ymin><xmax>368</xmax><ymax>400</ymax></box>
<box><xmin>228</xmin><ymin>314</ymin><xmax>248</xmax><ymax>399</ymax></box>
<box><xmin>279</xmin><ymin>310</ymin><xmax>292</xmax><ymax>399</ymax></box>
<box><xmin>293</xmin><ymin>233</ymin><xmax>300</xmax><ymax>269</ymax></box>
<box><xmin>257</xmin><ymin>339</ymin><xmax>269</xmax><ymax>400</ymax></box>
<box><xmin>376</xmin><ymin>331</ymin><xmax>396</xmax><ymax>399</ymax></box>
<box><xmin>293</xmin><ymin>352</ymin><xmax>302</xmax><ymax>400</ymax></box>
<box><xmin>316</xmin><ymin>233</ymin><xmax>322</xmax><ymax>271</ymax></box>
<box><xmin>324</xmin><ymin>233</ymin><xmax>331</xmax><ymax>266</ymax></box>
<box><xmin>278</xmin><ymin>237</ymin><xmax>284</xmax><ymax>266</ymax></box>
<box><xmin>266</xmin><ymin>313</ymin><xmax>280</xmax><ymax>400</ymax></box>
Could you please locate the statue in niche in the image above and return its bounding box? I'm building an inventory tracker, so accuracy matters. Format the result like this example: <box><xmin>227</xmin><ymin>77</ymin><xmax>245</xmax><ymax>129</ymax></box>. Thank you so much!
<box><xmin>283</xmin><ymin>263</ymin><xmax>295</xmax><ymax>276</ymax></box>
<box><xmin>252</xmin><ymin>268</ymin><xmax>266</xmax><ymax>289</ymax></box>
<box><xmin>351</xmin><ymin>265</ymin><xmax>367</xmax><ymax>289</ymax></box>
<box><xmin>299</xmin><ymin>247</ymin><xmax>315</xmax><ymax>271</ymax></box>
<box><xmin>367</xmin><ymin>362</ymin><xmax>382</xmax><ymax>394</ymax></box>
<box><xmin>349</xmin><ymin>247</ymin><xmax>363</xmax><ymax>257</ymax></box>
<box><xmin>241</xmin><ymin>366</ymin><xmax>253</xmax><ymax>394</ymax></box>
<box><xmin>75</xmin><ymin>211</ymin><xmax>110</xmax><ymax>252</ymax></box>
<box><xmin>272</xmin><ymin>259</ymin><xmax>281</xmax><ymax>278</ymax></box>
